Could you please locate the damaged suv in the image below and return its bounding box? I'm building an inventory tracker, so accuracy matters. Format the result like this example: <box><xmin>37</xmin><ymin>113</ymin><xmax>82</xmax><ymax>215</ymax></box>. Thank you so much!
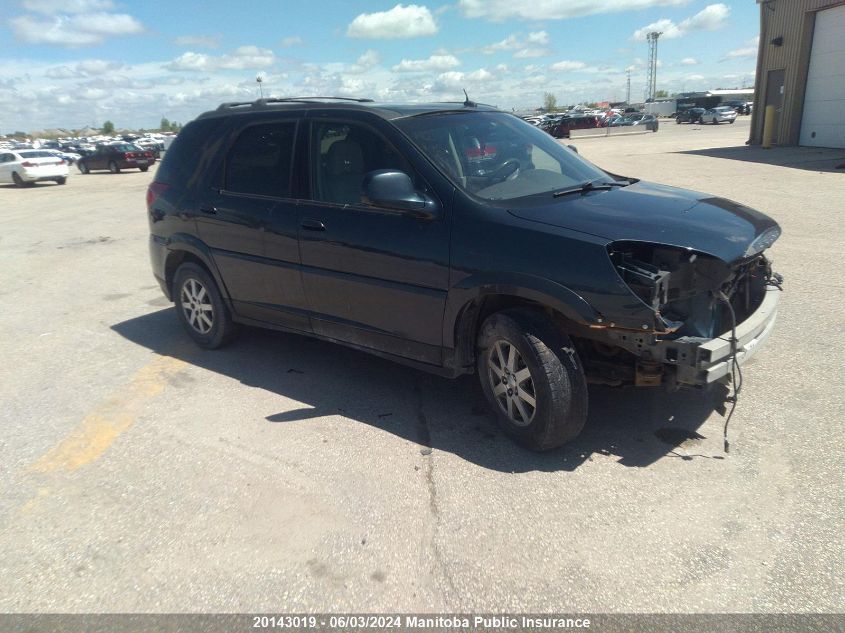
<box><xmin>147</xmin><ymin>98</ymin><xmax>782</xmax><ymax>451</ymax></box>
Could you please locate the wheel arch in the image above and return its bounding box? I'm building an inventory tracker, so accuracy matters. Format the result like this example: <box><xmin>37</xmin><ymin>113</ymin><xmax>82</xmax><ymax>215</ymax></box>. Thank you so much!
<box><xmin>163</xmin><ymin>235</ymin><xmax>230</xmax><ymax>304</ymax></box>
<box><xmin>443</xmin><ymin>274</ymin><xmax>600</xmax><ymax>374</ymax></box>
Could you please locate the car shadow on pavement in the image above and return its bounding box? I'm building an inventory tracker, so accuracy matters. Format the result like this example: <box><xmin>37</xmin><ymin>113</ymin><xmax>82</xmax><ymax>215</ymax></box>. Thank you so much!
<box><xmin>677</xmin><ymin>145</ymin><xmax>845</xmax><ymax>173</ymax></box>
<box><xmin>113</xmin><ymin>308</ymin><xmax>725</xmax><ymax>473</ymax></box>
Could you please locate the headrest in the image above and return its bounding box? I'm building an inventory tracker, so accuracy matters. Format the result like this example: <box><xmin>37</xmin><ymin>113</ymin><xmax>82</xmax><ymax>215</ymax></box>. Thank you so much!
<box><xmin>326</xmin><ymin>140</ymin><xmax>364</xmax><ymax>176</ymax></box>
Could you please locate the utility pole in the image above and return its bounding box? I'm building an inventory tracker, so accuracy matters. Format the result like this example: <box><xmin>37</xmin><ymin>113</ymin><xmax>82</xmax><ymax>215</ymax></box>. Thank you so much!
<box><xmin>626</xmin><ymin>69</ymin><xmax>631</xmax><ymax>104</ymax></box>
<box><xmin>646</xmin><ymin>31</ymin><xmax>662</xmax><ymax>101</ymax></box>
<box><xmin>256</xmin><ymin>75</ymin><xmax>264</xmax><ymax>99</ymax></box>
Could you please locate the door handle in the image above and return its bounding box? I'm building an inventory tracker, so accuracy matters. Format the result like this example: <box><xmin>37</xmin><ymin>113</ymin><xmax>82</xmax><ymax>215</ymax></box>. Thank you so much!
<box><xmin>300</xmin><ymin>218</ymin><xmax>326</xmax><ymax>231</ymax></box>
<box><xmin>199</xmin><ymin>204</ymin><xmax>217</xmax><ymax>215</ymax></box>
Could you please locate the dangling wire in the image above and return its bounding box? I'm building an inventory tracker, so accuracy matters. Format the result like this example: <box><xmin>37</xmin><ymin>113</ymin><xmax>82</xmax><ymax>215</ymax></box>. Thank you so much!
<box><xmin>716</xmin><ymin>291</ymin><xmax>742</xmax><ymax>453</ymax></box>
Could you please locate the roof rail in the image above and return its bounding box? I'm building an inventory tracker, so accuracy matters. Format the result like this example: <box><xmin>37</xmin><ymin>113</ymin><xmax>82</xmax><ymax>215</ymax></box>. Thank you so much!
<box><xmin>215</xmin><ymin>96</ymin><xmax>374</xmax><ymax>111</ymax></box>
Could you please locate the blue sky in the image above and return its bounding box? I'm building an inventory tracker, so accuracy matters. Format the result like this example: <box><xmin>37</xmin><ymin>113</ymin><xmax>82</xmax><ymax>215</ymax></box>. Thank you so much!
<box><xmin>0</xmin><ymin>0</ymin><xmax>760</xmax><ymax>132</ymax></box>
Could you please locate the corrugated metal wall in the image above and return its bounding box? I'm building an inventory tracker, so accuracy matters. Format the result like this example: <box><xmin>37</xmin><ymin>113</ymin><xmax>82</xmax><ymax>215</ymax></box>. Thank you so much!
<box><xmin>751</xmin><ymin>0</ymin><xmax>845</xmax><ymax>145</ymax></box>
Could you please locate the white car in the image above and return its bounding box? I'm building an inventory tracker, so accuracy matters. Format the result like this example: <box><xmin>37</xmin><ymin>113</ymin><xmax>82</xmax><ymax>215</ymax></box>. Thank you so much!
<box><xmin>703</xmin><ymin>106</ymin><xmax>738</xmax><ymax>125</ymax></box>
<box><xmin>0</xmin><ymin>149</ymin><xmax>69</xmax><ymax>186</ymax></box>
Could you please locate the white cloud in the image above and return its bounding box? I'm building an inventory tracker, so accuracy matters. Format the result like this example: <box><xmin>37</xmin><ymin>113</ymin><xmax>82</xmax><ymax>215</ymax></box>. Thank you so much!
<box><xmin>460</xmin><ymin>0</ymin><xmax>688</xmax><ymax>21</ymax></box>
<box><xmin>482</xmin><ymin>35</ymin><xmax>520</xmax><ymax>54</ymax></box>
<box><xmin>514</xmin><ymin>48</ymin><xmax>551</xmax><ymax>59</ymax></box>
<box><xmin>680</xmin><ymin>57</ymin><xmax>698</xmax><ymax>65</ymax></box>
<box><xmin>280</xmin><ymin>36</ymin><xmax>303</xmax><ymax>48</ymax></box>
<box><xmin>632</xmin><ymin>3</ymin><xmax>730</xmax><ymax>41</ymax></box>
<box><xmin>10</xmin><ymin>11</ymin><xmax>144</xmax><ymax>47</ymax></box>
<box><xmin>348</xmin><ymin>49</ymin><xmax>380</xmax><ymax>73</ymax></box>
<box><xmin>723</xmin><ymin>36</ymin><xmax>759</xmax><ymax>60</ymax></box>
<box><xmin>526</xmin><ymin>31</ymin><xmax>549</xmax><ymax>45</ymax></box>
<box><xmin>347</xmin><ymin>4</ymin><xmax>437</xmax><ymax>39</ymax></box>
<box><xmin>175</xmin><ymin>35</ymin><xmax>219</xmax><ymax>48</ymax></box>
<box><xmin>164</xmin><ymin>46</ymin><xmax>276</xmax><ymax>72</ymax></box>
<box><xmin>393</xmin><ymin>54</ymin><xmax>460</xmax><ymax>72</ymax></box>
<box><xmin>550</xmin><ymin>60</ymin><xmax>587</xmax><ymax>72</ymax></box>
<box><xmin>22</xmin><ymin>0</ymin><xmax>114</xmax><ymax>13</ymax></box>
<box><xmin>482</xmin><ymin>32</ymin><xmax>551</xmax><ymax>58</ymax></box>
<box><xmin>683</xmin><ymin>3</ymin><xmax>730</xmax><ymax>31</ymax></box>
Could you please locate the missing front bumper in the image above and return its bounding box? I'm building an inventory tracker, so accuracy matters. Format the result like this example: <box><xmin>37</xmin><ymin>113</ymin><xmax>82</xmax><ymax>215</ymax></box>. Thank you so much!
<box><xmin>661</xmin><ymin>285</ymin><xmax>781</xmax><ymax>386</ymax></box>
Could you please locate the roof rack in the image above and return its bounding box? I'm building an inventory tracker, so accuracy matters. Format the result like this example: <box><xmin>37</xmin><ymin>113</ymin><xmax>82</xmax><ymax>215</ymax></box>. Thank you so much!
<box><xmin>215</xmin><ymin>96</ymin><xmax>374</xmax><ymax>111</ymax></box>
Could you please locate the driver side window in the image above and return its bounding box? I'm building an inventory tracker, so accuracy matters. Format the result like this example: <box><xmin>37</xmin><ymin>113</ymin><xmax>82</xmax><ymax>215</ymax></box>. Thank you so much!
<box><xmin>311</xmin><ymin>122</ymin><xmax>415</xmax><ymax>206</ymax></box>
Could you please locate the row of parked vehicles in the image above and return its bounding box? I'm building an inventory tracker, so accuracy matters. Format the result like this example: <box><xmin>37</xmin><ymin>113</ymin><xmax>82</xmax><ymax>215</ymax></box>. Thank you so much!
<box><xmin>0</xmin><ymin>139</ymin><xmax>160</xmax><ymax>187</ymax></box>
<box><xmin>524</xmin><ymin>111</ymin><xmax>660</xmax><ymax>138</ymax></box>
<box><xmin>676</xmin><ymin>106</ymin><xmax>738</xmax><ymax>125</ymax></box>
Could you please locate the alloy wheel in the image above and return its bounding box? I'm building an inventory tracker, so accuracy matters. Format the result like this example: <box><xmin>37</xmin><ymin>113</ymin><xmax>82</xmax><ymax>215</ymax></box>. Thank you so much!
<box><xmin>487</xmin><ymin>339</ymin><xmax>537</xmax><ymax>426</ymax></box>
<box><xmin>180</xmin><ymin>278</ymin><xmax>214</xmax><ymax>334</ymax></box>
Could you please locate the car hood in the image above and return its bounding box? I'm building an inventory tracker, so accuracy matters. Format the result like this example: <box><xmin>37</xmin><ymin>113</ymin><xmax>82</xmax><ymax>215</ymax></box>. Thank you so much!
<box><xmin>507</xmin><ymin>181</ymin><xmax>779</xmax><ymax>263</ymax></box>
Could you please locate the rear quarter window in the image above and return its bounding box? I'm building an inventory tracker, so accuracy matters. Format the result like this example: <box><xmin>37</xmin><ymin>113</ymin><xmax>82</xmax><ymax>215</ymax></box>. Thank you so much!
<box><xmin>156</xmin><ymin>118</ymin><xmax>226</xmax><ymax>187</ymax></box>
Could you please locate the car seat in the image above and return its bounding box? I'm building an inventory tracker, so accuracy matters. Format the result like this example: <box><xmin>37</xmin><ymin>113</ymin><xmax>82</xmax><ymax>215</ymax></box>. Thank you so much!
<box><xmin>323</xmin><ymin>139</ymin><xmax>364</xmax><ymax>205</ymax></box>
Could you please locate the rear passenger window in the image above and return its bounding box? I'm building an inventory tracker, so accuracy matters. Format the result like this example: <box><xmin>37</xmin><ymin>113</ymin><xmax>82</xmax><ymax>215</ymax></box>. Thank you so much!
<box><xmin>226</xmin><ymin>122</ymin><xmax>296</xmax><ymax>198</ymax></box>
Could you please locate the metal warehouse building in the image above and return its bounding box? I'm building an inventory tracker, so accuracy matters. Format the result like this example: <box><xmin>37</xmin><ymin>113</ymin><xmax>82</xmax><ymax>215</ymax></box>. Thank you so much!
<box><xmin>750</xmin><ymin>0</ymin><xmax>845</xmax><ymax>148</ymax></box>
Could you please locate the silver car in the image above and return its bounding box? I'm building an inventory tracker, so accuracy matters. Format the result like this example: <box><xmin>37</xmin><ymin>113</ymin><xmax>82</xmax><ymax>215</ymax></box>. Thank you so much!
<box><xmin>704</xmin><ymin>106</ymin><xmax>738</xmax><ymax>125</ymax></box>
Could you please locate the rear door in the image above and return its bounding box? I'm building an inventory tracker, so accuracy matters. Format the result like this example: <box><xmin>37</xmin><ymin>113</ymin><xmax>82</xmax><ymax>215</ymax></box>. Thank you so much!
<box><xmin>197</xmin><ymin>118</ymin><xmax>309</xmax><ymax>331</ymax></box>
<box><xmin>297</xmin><ymin>113</ymin><xmax>450</xmax><ymax>365</ymax></box>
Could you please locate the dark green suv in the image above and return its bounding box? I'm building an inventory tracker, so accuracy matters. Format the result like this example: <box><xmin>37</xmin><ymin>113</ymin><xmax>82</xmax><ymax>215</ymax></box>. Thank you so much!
<box><xmin>147</xmin><ymin>97</ymin><xmax>782</xmax><ymax>450</ymax></box>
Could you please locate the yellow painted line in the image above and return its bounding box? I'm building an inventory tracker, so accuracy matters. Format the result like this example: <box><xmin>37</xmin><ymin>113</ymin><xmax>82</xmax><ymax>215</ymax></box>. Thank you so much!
<box><xmin>29</xmin><ymin>356</ymin><xmax>187</xmax><ymax>473</ymax></box>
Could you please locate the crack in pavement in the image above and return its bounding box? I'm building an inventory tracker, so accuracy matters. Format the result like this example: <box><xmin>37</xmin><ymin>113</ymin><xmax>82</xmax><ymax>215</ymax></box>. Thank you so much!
<box><xmin>414</xmin><ymin>378</ymin><xmax>458</xmax><ymax>608</ymax></box>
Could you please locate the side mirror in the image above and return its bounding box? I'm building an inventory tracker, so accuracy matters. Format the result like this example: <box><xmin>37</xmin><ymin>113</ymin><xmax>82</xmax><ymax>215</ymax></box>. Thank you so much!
<box><xmin>362</xmin><ymin>170</ymin><xmax>440</xmax><ymax>219</ymax></box>
<box><xmin>567</xmin><ymin>145</ymin><xmax>579</xmax><ymax>154</ymax></box>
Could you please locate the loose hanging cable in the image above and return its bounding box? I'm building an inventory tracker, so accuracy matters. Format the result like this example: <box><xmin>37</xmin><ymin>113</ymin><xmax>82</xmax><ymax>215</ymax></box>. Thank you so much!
<box><xmin>716</xmin><ymin>291</ymin><xmax>742</xmax><ymax>453</ymax></box>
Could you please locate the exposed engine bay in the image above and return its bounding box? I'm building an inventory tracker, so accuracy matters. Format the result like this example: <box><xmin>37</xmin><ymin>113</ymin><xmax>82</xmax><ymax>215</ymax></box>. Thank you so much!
<box><xmin>570</xmin><ymin>240</ymin><xmax>782</xmax><ymax>389</ymax></box>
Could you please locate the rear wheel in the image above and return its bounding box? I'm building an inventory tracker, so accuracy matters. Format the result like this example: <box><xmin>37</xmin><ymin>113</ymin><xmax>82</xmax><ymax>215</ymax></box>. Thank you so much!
<box><xmin>477</xmin><ymin>309</ymin><xmax>588</xmax><ymax>451</ymax></box>
<box><xmin>109</xmin><ymin>161</ymin><xmax>119</xmax><ymax>174</ymax></box>
<box><xmin>712</xmin><ymin>117</ymin><xmax>719</xmax><ymax>125</ymax></box>
<box><xmin>729</xmin><ymin>119</ymin><xmax>735</xmax><ymax>124</ymax></box>
<box><xmin>56</xmin><ymin>177</ymin><xmax>67</xmax><ymax>185</ymax></box>
<box><xmin>12</xmin><ymin>172</ymin><xmax>25</xmax><ymax>188</ymax></box>
<box><xmin>173</xmin><ymin>262</ymin><xmax>236</xmax><ymax>349</ymax></box>
<box><xmin>139</xmin><ymin>166</ymin><xmax>149</xmax><ymax>172</ymax></box>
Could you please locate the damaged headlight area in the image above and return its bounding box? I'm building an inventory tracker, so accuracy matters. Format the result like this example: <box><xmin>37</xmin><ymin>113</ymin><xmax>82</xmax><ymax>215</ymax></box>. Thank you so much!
<box><xmin>608</xmin><ymin>240</ymin><xmax>775</xmax><ymax>339</ymax></box>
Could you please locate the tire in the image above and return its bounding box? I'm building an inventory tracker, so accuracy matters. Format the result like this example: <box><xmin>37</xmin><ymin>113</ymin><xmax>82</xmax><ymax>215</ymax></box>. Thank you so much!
<box><xmin>476</xmin><ymin>309</ymin><xmax>588</xmax><ymax>451</ymax></box>
<box><xmin>78</xmin><ymin>162</ymin><xmax>89</xmax><ymax>174</ymax></box>
<box><xmin>56</xmin><ymin>177</ymin><xmax>67</xmax><ymax>185</ymax></box>
<box><xmin>12</xmin><ymin>172</ymin><xmax>25</xmax><ymax>188</ymax></box>
<box><xmin>173</xmin><ymin>262</ymin><xmax>235</xmax><ymax>349</ymax></box>
<box><xmin>676</xmin><ymin>118</ymin><xmax>681</xmax><ymax>124</ymax></box>
<box><xmin>729</xmin><ymin>119</ymin><xmax>735</xmax><ymax>124</ymax></box>
<box><xmin>109</xmin><ymin>161</ymin><xmax>119</xmax><ymax>174</ymax></box>
<box><xmin>712</xmin><ymin>118</ymin><xmax>719</xmax><ymax>125</ymax></box>
<box><xmin>139</xmin><ymin>166</ymin><xmax>149</xmax><ymax>172</ymax></box>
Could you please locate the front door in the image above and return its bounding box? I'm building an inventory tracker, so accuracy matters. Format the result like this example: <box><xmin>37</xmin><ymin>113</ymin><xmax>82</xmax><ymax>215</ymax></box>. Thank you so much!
<box><xmin>298</xmin><ymin>117</ymin><xmax>450</xmax><ymax>365</ymax></box>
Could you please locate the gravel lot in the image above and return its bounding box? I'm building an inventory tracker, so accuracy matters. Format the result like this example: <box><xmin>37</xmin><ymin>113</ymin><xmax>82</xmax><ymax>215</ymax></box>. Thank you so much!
<box><xmin>1</xmin><ymin>118</ymin><xmax>843</xmax><ymax>613</ymax></box>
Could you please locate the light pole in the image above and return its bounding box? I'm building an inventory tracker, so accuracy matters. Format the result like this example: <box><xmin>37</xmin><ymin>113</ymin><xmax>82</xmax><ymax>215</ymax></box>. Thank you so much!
<box><xmin>256</xmin><ymin>75</ymin><xmax>264</xmax><ymax>99</ymax></box>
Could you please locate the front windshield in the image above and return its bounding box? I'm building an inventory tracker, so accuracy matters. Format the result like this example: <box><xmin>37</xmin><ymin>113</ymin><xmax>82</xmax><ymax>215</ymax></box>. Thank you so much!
<box><xmin>395</xmin><ymin>111</ymin><xmax>608</xmax><ymax>202</ymax></box>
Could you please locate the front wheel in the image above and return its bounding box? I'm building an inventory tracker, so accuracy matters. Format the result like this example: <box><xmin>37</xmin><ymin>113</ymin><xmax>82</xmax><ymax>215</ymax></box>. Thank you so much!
<box><xmin>78</xmin><ymin>162</ymin><xmax>89</xmax><ymax>174</ymax></box>
<box><xmin>173</xmin><ymin>262</ymin><xmax>236</xmax><ymax>349</ymax></box>
<box><xmin>477</xmin><ymin>309</ymin><xmax>588</xmax><ymax>451</ymax></box>
<box><xmin>712</xmin><ymin>118</ymin><xmax>719</xmax><ymax>125</ymax></box>
<box><xmin>109</xmin><ymin>161</ymin><xmax>119</xmax><ymax>174</ymax></box>
<box><xmin>729</xmin><ymin>119</ymin><xmax>735</xmax><ymax>124</ymax></box>
<box><xmin>12</xmin><ymin>172</ymin><xmax>25</xmax><ymax>187</ymax></box>
<box><xmin>139</xmin><ymin>166</ymin><xmax>149</xmax><ymax>172</ymax></box>
<box><xmin>56</xmin><ymin>177</ymin><xmax>67</xmax><ymax>185</ymax></box>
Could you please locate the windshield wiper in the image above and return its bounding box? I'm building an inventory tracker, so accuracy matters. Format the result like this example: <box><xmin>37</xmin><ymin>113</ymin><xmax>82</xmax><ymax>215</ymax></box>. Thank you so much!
<box><xmin>552</xmin><ymin>180</ymin><xmax>628</xmax><ymax>198</ymax></box>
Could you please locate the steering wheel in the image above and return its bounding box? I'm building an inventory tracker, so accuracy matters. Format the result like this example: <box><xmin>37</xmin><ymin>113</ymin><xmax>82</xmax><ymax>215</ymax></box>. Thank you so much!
<box><xmin>488</xmin><ymin>159</ymin><xmax>520</xmax><ymax>184</ymax></box>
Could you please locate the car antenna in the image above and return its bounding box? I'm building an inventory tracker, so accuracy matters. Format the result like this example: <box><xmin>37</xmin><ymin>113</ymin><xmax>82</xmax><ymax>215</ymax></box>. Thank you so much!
<box><xmin>463</xmin><ymin>89</ymin><xmax>476</xmax><ymax>108</ymax></box>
